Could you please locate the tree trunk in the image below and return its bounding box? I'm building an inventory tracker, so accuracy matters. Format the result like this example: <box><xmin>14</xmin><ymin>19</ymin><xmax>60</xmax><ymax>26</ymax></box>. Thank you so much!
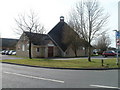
<box><xmin>85</xmin><ymin>47</ymin><xmax>87</xmax><ymax>56</ymax></box>
<box><xmin>29</xmin><ymin>40</ymin><xmax>32</xmax><ymax>59</ymax></box>
<box><xmin>88</xmin><ymin>46</ymin><xmax>91</xmax><ymax>62</ymax></box>
<box><xmin>29</xmin><ymin>30</ymin><xmax>32</xmax><ymax>59</ymax></box>
<box><xmin>74</xmin><ymin>49</ymin><xmax>77</xmax><ymax>57</ymax></box>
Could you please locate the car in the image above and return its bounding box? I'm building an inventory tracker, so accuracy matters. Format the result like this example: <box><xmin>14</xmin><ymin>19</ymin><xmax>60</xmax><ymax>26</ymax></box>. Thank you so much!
<box><xmin>4</xmin><ymin>50</ymin><xmax>10</xmax><ymax>55</ymax></box>
<box><xmin>12</xmin><ymin>51</ymin><xmax>16</xmax><ymax>55</ymax></box>
<box><xmin>8</xmin><ymin>50</ymin><xmax>15</xmax><ymax>55</ymax></box>
<box><xmin>102</xmin><ymin>50</ymin><xmax>116</xmax><ymax>57</ymax></box>
<box><xmin>8</xmin><ymin>50</ymin><xmax>13</xmax><ymax>55</ymax></box>
<box><xmin>2</xmin><ymin>50</ymin><xmax>6</xmax><ymax>55</ymax></box>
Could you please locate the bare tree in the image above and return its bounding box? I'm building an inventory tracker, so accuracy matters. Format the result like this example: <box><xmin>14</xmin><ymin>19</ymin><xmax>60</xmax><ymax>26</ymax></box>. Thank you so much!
<box><xmin>15</xmin><ymin>11</ymin><xmax>45</xmax><ymax>59</ymax></box>
<box><xmin>94</xmin><ymin>34</ymin><xmax>111</xmax><ymax>53</ymax></box>
<box><xmin>68</xmin><ymin>0</ymin><xmax>109</xmax><ymax>62</ymax></box>
<box><xmin>15</xmin><ymin>11</ymin><xmax>45</xmax><ymax>35</ymax></box>
<box><xmin>62</xmin><ymin>27</ymin><xmax>80</xmax><ymax>57</ymax></box>
<box><xmin>62</xmin><ymin>24</ymin><xmax>88</xmax><ymax>57</ymax></box>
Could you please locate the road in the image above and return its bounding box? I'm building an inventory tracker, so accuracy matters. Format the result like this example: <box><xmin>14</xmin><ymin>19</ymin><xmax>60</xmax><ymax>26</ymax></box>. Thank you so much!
<box><xmin>2</xmin><ymin>63</ymin><xmax>119</xmax><ymax>89</ymax></box>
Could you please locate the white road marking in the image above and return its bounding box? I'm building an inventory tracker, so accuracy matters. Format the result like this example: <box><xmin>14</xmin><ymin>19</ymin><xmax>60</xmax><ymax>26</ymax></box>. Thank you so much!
<box><xmin>90</xmin><ymin>85</ymin><xmax>120</xmax><ymax>89</ymax></box>
<box><xmin>4</xmin><ymin>71</ymin><xmax>64</xmax><ymax>83</ymax></box>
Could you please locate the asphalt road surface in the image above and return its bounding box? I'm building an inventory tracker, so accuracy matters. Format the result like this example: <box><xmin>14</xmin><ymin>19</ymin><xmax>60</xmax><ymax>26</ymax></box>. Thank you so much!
<box><xmin>2</xmin><ymin>63</ymin><xmax>119</xmax><ymax>89</ymax></box>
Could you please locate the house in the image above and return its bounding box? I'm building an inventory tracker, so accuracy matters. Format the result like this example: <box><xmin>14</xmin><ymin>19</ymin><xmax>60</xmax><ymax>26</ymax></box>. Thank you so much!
<box><xmin>16</xmin><ymin>32</ymin><xmax>57</xmax><ymax>58</ymax></box>
<box><xmin>16</xmin><ymin>16</ymin><xmax>90</xmax><ymax>58</ymax></box>
<box><xmin>0</xmin><ymin>38</ymin><xmax>18</xmax><ymax>50</ymax></box>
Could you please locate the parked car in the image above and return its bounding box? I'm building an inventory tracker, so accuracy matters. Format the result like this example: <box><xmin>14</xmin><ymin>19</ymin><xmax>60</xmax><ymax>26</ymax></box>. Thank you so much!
<box><xmin>8</xmin><ymin>50</ymin><xmax>15</xmax><ymax>55</ymax></box>
<box><xmin>12</xmin><ymin>51</ymin><xmax>16</xmax><ymax>55</ymax></box>
<box><xmin>102</xmin><ymin>50</ymin><xmax>116</xmax><ymax>57</ymax></box>
<box><xmin>2</xmin><ymin>50</ymin><xmax>6</xmax><ymax>55</ymax></box>
<box><xmin>5</xmin><ymin>50</ymin><xmax>10</xmax><ymax>55</ymax></box>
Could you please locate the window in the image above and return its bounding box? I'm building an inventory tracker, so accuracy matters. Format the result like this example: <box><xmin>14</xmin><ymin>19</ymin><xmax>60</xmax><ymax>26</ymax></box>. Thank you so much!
<box><xmin>36</xmin><ymin>48</ymin><xmax>40</xmax><ymax>52</ymax></box>
<box><xmin>17</xmin><ymin>45</ymin><xmax>20</xmax><ymax>51</ymax></box>
<box><xmin>22</xmin><ymin>44</ymin><xmax>25</xmax><ymax>51</ymax></box>
<box><xmin>27</xmin><ymin>44</ymin><xmax>29</xmax><ymax>51</ymax></box>
<box><xmin>82</xmin><ymin>47</ymin><xmax>85</xmax><ymax>50</ymax></box>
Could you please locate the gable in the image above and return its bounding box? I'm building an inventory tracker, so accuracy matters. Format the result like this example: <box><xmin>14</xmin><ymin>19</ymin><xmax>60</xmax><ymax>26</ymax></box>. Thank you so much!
<box><xmin>48</xmin><ymin>21</ymin><xmax>81</xmax><ymax>52</ymax></box>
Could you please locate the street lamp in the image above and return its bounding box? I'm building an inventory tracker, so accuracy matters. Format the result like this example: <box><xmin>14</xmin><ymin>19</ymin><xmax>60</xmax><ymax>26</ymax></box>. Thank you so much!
<box><xmin>113</xmin><ymin>30</ymin><xmax>120</xmax><ymax>65</ymax></box>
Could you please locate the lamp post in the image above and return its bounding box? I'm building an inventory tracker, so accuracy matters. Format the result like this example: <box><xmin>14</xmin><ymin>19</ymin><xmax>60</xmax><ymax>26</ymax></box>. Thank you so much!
<box><xmin>113</xmin><ymin>30</ymin><xmax>120</xmax><ymax>65</ymax></box>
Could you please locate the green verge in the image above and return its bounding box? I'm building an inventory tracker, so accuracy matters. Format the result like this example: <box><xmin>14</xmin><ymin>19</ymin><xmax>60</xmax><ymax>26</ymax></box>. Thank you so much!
<box><xmin>0</xmin><ymin>58</ymin><xmax>119</xmax><ymax>68</ymax></box>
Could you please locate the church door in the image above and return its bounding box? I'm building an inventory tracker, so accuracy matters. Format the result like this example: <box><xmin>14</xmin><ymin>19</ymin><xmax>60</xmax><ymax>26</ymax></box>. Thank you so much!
<box><xmin>48</xmin><ymin>47</ymin><xmax>54</xmax><ymax>57</ymax></box>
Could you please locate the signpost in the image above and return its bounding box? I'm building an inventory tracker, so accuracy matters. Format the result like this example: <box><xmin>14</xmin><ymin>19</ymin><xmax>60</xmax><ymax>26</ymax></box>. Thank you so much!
<box><xmin>115</xmin><ymin>31</ymin><xmax>120</xmax><ymax>65</ymax></box>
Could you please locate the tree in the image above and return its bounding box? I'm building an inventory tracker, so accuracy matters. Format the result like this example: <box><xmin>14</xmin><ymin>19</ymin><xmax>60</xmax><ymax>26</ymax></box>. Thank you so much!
<box><xmin>68</xmin><ymin>0</ymin><xmax>109</xmax><ymax>62</ymax></box>
<box><xmin>15</xmin><ymin>11</ymin><xmax>45</xmax><ymax>59</ymax></box>
<box><xmin>94</xmin><ymin>34</ymin><xmax>111</xmax><ymax>53</ymax></box>
<box><xmin>62</xmin><ymin>24</ymin><xmax>88</xmax><ymax>57</ymax></box>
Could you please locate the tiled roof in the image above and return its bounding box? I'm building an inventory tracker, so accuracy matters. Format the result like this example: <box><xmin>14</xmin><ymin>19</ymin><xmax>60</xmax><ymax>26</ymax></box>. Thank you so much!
<box><xmin>24</xmin><ymin>32</ymin><xmax>52</xmax><ymax>46</ymax></box>
<box><xmin>48</xmin><ymin>21</ymin><xmax>80</xmax><ymax>52</ymax></box>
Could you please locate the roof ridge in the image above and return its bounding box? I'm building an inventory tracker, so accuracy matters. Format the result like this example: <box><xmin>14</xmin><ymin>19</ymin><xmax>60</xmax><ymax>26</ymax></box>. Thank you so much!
<box><xmin>24</xmin><ymin>31</ymin><xmax>47</xmax><ymax>35</ymax></box>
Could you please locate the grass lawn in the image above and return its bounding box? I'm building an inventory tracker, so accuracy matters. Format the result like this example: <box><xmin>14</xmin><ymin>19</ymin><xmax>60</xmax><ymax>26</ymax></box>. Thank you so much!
<box><xmin>0</xmin><ymin>58</ymin><xmax>119</xmax><ymax>68</ymax></box>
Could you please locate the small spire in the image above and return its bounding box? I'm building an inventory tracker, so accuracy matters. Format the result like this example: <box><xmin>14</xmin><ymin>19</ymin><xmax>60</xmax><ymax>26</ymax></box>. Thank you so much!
<box><xmin>60</xmin><ymin>16</ymin><xmax>64</xmax><ymax>22</ymax></box>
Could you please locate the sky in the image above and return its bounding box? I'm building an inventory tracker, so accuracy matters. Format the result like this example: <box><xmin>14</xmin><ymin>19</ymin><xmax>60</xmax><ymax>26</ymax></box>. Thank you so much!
<box><xmin>0</xmin><ymin>0</ymin><xmax>119</xmax><ymax>48</ymax></box>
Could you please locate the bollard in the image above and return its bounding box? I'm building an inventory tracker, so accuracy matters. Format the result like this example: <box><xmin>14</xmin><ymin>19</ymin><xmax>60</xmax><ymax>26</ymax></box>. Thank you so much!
<box><xmin>101</xmin><ymin>59</ymin><xmax>104</xmax><ymax>66</ymax></box>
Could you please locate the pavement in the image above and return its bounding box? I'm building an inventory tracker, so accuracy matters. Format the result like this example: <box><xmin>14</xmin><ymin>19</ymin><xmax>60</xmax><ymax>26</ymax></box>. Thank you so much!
<box><xmin>2</xmin><ymin>63</ymin><xmax>119</xmax><ymax>88</ymax></box>
<box><xmin>0</xmin><ymin>55</ymin><xmax>115</xmax><ymax>60</ymax></box>
<box><xmin>1</xmin><ymin>54</ymin><xmax>115</xmax><ymax>60</ymax></box>
<box><xmin>1</xmin><ymin>55</ymin><xmax>23</xmax><ymax>60</ymax></box>
<box><xmin>49</xmin><ymin>56</ymin><xmax>110</xmax><ymax>60</ymax></box>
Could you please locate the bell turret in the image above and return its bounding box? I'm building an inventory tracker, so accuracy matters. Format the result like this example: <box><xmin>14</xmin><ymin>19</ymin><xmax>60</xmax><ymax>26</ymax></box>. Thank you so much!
<box><xmin>60</xmin><ymin>16</ymin><xmax>64</xmax><ymax>22</ymax></box>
